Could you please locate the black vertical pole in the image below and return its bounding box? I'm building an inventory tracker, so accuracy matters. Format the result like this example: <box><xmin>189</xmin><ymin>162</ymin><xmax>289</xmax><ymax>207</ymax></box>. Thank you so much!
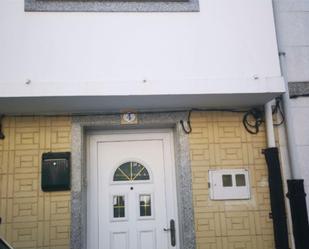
<box><xmin>0</xmin><ymin>115</ymin><xmax>5</xmax><ymax>140</ymax></box>
<box><xmin>287</xmin><ymin>180</ymin><xmax>309</xmax><ymax>249</ymax></box>
<box><xmin>263</xmin><ymin>147</ymin><xmax>290</xmax><ymax>249</ymax></box>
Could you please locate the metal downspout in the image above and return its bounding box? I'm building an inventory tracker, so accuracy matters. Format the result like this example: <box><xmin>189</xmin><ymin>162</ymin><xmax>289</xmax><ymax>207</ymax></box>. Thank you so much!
<box><xmin>264</xmin><ymin>102</ymin><xmax>290</xmax><ymax>249</ymax></box>
<box><xmin>265</xmin><ymin>101</ymin><xmax>276</xmax><ymax>148</ymax></box>
<box><xmin>271</xmin><ymin>1</ymin><xmax>309</xmax><ymax>248</ymax></box>
<box><xmin>278</xmin><ymin>54</ymin><xmax>301</xmax><ymax>179</ymax></box>
<box><xmin>271</xmin><ymin>0</ymin><xmax>300</xmax><ymax>181</ymax></box>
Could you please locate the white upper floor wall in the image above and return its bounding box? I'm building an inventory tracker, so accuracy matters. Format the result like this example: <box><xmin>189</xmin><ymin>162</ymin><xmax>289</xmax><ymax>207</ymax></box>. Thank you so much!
<box><xmin>274</xmin><ymin>0</ymin><xmax>309</xmax><ymax>82</ymax></box>
<box><xmin>0</xmin><ymin>0</ymin><xmax>285</xmax><ymax>112</ymax></box>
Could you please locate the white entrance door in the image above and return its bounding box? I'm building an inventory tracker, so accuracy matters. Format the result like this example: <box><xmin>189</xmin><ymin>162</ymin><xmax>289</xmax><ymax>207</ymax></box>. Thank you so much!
<box><xmin>87</xmin><ymin>131</ymin><xmax>179</xmax><ymax>249</ymax></box>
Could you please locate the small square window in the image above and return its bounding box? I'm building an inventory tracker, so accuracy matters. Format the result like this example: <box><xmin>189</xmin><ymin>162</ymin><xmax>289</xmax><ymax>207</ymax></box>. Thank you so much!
<box><xmin>236</xmin><ymin>174</ymin><xmax>246</xmax><ymax>186</ymax></box>
<box><xmin>222</xmin><ymin>175</ymin><xmax>233</xmax><ymax>187</ymax></box>
<box><xmin>113</xmin><ymin>195</ymin><xmax>125</xmax><ymax>218</ymax></box>
<box><xmin>139</xmin><ymin>195</ymin><xmax>152</xmax><ymax>217</ymax></box>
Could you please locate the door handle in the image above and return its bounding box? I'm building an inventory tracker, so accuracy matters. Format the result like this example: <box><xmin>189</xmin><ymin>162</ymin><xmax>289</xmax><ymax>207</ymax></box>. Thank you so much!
<box><xmin>163</xmin><ymin>219</ymin><xmax>176</xmax><ymax>247</ymax></box>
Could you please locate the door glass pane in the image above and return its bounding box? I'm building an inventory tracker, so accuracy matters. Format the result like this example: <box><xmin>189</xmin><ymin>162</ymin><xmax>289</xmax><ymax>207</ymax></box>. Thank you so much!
<box><xmin>113</xmin><ymin>196</ymin><xmax>125</xmax><ymax>218</ymax></box>
<box><xmin>113</xmin><ymin>162</ymin><xmax>150</xmax><ymax>182</ymax></box>
<box><xmin>139</xmin><ymin>195</ymin><xmax>151</xmax><ymax>217</ymax></box>
<box><xmin>222</xmin><ymin>175</ymin><xmax>233</xmax><ymax>187</ymax></box>
<box><xmin>236</xmin><ymin>174</ymin><xmax>246</xmax><ymax>186</ymax></box>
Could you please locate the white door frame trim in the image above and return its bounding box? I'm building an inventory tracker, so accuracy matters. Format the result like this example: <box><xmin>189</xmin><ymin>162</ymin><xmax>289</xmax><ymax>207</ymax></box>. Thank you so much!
<box><xmin>87</xmin><ymin>131</ymin><xmax>180</xmax><ymax>249</ymax></box>
<box><xmin>70</xmin><ymin>113</ymin><xmax>196</xmax><ymax>249</ymax></box>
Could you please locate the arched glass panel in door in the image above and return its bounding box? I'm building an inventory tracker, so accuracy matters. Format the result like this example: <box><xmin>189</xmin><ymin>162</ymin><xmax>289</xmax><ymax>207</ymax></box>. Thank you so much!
<box><xmin>113</xmin><ymin>161</ymin><xmax>150</xmax><ymax>181</ymax></box>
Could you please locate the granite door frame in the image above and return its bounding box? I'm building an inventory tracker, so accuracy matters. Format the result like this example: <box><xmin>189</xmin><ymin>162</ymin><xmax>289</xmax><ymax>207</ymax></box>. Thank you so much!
<box><xmin>70</xmin><ymin>112</ymin><xmax>196</xmax><ymax>249</ymax></box>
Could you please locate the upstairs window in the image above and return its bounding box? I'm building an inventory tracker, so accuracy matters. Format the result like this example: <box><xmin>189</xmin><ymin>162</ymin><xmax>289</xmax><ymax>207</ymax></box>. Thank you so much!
<box><xmin>25</xmin><ymin>0</ymin><xmax>199</xmax><ymax>12</ymax></box>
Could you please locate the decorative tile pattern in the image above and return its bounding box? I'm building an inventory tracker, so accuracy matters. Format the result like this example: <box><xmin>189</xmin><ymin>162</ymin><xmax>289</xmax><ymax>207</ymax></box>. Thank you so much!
<box><xmin>0</xmin><ymin>116</ymin><xmax>71</xmax><ymax>249</ymax></box>
<box><xmin>0</xmin><ymin>113</ymin><xmax>278</xmax><ymax>249</ymax></box>
<box><xmin>190</xmin><ymin>112</ymin><xmax>275</xmax><ymax>249</ymax></box>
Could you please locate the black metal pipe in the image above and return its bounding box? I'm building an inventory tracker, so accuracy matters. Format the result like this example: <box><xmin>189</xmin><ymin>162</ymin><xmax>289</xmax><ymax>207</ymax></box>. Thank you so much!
<box><xmin>287</xmin><ymin>180</ymin><xmax>309</xmax><ymax>249</ymax></box>
<box><xmin>263</xmin><ymin>147</ymin><xmax>290</xmax><ymax>249</ymax></box>
<box><xmin>0</xmin><ymin>115</ymin><xmax>4</xmax><ymax>140</ymax></box>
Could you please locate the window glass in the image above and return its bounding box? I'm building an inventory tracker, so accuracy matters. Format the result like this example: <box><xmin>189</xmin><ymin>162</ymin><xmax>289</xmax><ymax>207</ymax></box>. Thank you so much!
<box><xmin>113</xmin><ymin>195</ymin><xmax>125</xmax><ymax>218</ymax></box>
<box><xmin>139</xmin><ymin>195</ymin><xmax>152</xmax><ymax>217</ymax></box>
<box><xmin>236</xmin><ymin>174</ymin><xmax>246</xmax><ymax>186</ymax></box>
<box><xmin>222</xmin><ymin>175</ymin><xmax>233</xmax><ymax>187</ymax></box>
<box><xmin>113</xmin><ymin>162</ymin><xmax>150</xmax><ymax>182</ymax></box>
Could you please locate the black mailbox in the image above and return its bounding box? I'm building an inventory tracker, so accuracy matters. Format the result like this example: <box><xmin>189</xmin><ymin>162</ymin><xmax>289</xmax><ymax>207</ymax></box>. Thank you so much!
<box><xmin>0</xmin><ymin>238</ymin><xmax>14</xmax><ymax>249</ymax></box>
<box><xmin>41</xmin><ymin>152</ymin><xmax>71</xmax><ymax>192</ymax></box>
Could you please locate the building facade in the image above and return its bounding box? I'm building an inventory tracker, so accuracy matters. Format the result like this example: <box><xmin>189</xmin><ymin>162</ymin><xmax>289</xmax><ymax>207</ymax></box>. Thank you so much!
<box><xmin>273</xmin><ymin>0</ymin><xmax>309</xmax><ymax>216</ymax></box>
<box><xmin>0</xmin><ymin>1</ymin><xmax>291</xmax><ymax>249</ymax></box>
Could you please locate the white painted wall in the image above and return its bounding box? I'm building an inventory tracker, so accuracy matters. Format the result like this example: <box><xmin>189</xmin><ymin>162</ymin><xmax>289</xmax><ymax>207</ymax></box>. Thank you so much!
<box><xmin>0</xmin><ymin>0</ymin><xmax>283</xmax><ymax>98</ymax></box>
<box><xmin>274</xmin><ymin>0</ymin><xmax>309</xmax><ymax>82</ymax></box>
<box><xmin>290</xmin><ymin>98</ymin><xmax>309</xmax><ymax>215</ymax></box>
<box><xmin>274</xmin><ymin>0</ymin><xmax>309</xmax><ymax>216</ymax></box>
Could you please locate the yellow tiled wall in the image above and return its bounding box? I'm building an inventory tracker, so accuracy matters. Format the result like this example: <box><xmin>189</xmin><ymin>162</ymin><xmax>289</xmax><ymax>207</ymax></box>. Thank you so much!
<box><xmin>189</xmin><ymin>112</ymin><xmax>274</xmax><ymax>249</ymax></box>
<box><xmin>0</xmin><ymin>113</ymin><xmax>275</xmax><ymax>249</ymax></box>
<box><xmin>0</xmin><ymin>116</ymin><xmax>71</xmax><ymax>249</ymax></box>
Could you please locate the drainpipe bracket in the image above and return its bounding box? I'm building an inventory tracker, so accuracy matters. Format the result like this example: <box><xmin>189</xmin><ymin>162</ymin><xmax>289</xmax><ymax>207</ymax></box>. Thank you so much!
<box><xmin>279</xmin><ymin>51</ymin><xmax>286</xmax><ymax>56</ymax></box>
